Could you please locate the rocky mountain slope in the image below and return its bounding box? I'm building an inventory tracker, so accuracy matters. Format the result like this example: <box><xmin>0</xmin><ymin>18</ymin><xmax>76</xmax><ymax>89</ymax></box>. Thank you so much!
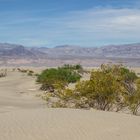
<box><xmin>35</xmin><ymin>43</ymin><xmax>140</xmax><ymax>58</ymax></box>
<box><xmin>0</xmin><ymin>43</ymin><xmax>140</xmax><ymax>66</ymax></box>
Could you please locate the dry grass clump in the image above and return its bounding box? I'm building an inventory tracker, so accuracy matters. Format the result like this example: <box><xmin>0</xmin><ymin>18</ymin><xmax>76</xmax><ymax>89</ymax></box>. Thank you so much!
<box><xmin>0</xmin><ymin>69</ymin><xmax>7</xmax><ymax>78</ymax></box>
<box><xmin>17</xmin><ymin>68</ymin><xmax>37</xmax><ymax>76</ymax></box>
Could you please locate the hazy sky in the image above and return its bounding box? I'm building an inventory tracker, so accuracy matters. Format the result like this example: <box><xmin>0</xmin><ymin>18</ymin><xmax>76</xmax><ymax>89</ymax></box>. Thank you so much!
<box><xmin>0</xmin><ymin>0</ymin><xmax>140</xmax><ymax>47</ymax></box>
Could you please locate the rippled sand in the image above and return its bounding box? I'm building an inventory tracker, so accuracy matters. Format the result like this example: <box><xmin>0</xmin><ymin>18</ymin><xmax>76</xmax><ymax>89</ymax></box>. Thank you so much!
<box><xmin>0</xmin><ymin>69</ymin><xmax>140</xmax><ymax>140</ymax></box>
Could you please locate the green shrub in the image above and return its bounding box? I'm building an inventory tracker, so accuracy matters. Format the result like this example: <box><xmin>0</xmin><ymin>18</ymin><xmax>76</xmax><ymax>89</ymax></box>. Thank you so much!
<box><xmin>62</xmin><ymin>64</ymin><xmax>82</xmax><ymax>70</ymax></box>
<box><xmin>61</xmin><ymin>64</ymin><xmax>84</xmax><ymax>74</ymax></box>
<box><xmin>37</xmin><ymin>65</ymin><xmax>81</xmax><ymax>91</ymax></box>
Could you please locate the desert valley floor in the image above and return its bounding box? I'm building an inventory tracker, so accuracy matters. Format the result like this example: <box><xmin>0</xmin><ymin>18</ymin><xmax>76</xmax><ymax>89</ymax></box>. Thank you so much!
<box><xmin>0</xmin><ymin>69</ymin><xmax>140</xmax><ymax>140</ymax></box>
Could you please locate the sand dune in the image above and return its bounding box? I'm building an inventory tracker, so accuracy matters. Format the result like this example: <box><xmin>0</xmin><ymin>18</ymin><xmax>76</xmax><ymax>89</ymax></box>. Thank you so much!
<box><xmin>0</xmin><ymin>70</ymin><xmax>46</xmax><ymax>112</ymax></box>
<box><xmin>0</xmin><ymin>70</ymin><xmax>140</xmax><ymax>140</ymax></box>
<box><xmin>0</xmin><ymin>108</ymin><xmax>140</xmax><ymax>140</ymax></box>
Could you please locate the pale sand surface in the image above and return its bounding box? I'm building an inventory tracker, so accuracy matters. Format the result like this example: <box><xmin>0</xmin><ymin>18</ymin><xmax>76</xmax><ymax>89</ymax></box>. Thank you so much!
<box><xmin>0</xmin><ymin>70</ymin><xmax>46</xmax><ymax>112</ymax></box>
<box><xmin>0</xmin><ymin>69</ymin><xmax>140</xmax><ymax>140</ymax></box>
<box><xmin>0</xmin><ymin>108</ymin><xmax>140</xmax><ymax>140</ymax></box>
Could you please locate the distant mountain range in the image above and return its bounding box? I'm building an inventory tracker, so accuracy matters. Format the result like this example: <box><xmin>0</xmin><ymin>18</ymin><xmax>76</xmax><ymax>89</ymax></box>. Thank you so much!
<box><xmin>0</xmin><ymin>43</ymin><xmax>140</xmax><ymax>67</ymax></box>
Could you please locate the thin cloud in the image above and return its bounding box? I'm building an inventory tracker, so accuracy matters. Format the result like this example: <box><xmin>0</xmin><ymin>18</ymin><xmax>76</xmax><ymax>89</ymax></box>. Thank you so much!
<box><xmin>0</xmin><ymin>7</ymin><xmax>140</xmax><ymax>46</ymax></box>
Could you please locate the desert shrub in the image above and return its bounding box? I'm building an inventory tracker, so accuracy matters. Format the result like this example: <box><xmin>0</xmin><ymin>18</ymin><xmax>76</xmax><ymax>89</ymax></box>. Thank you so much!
<box><xmin>28</xmin><ymin>70</ymin><xmax>34</xmax><ymax>73</ymax></box>
<box><xmin>62</xmin><ymin>64</ymin><xmax>82</xmax><ymax>70</ymax></box>
<box><xmin>126</xmin><ymin>78</ymin><xmax>140</xmax><ymax>115</ymax></box>
<box><xmin>27</xmin><ymin>72</ymin><xmax>33</xmax><ymax>76</ymax></box>
<box><xmin>27</xmin><ymin>70</ymin><xmax>35</xmax><ymax>76</ymax></box>
<box><xmin>17</xmin><ymin>68</ymin><xmax>28</xmax><ymax>73</ymax></box>
<box><xmin>61</xmin><ymin>64</ymin><xmax>84</xmax><ymax>74</ymax></box>
<box><xmin>37</xmin><ymin>65</ymin><xmax>81</xmax><ymax>91</ymax></box>
<box><xmin>21</xmin><ymin>69</ymin><xmax>28</xmax><ymax>73</ymax></box>
<box><xmin>35</xmin><ymin>73</ymin><xmax>39</xmax><ymax>77</ymax></box>
<box><xmin>0</xmin><ymin>69</ymin><xmax>7</xmax><ymax>78</ymax></box>
<box><xmin>101</xmin><ymin>64</ymin><xmax>138</xmax><ymax>95</ymax></box>
<box><xmin>73</xmin><ymin>70</ymin><xmax>123</xmax><ymax>110</ymax></box>
<box><xmin>17</xmin><ymin>68</ymin><xmax>35</xmax><ymax>76</ymax></box>
<box><xmin>101</xmin><ymin>64</ymin><xmax>137</xmax><ymax>82</ymax></box>
<box><xmin>46</xmin><ymin>64</ymin><xmax>140</xmax><ymax>115</ymax></box>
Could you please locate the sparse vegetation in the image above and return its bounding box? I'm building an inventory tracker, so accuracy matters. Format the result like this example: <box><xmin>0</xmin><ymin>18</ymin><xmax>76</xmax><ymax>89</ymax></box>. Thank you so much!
<box><xmin>27</xmin><ymin>70</ymin><xmax>34</xmax><ymax>76</ymax></box>
<box><xmin>0</xmin><ymin>69</ymin><xmax>7</xmax><ymax>78</ymax></box>
<box><xmin>41</xmin><ymin>64</ymin><xmax>140</xmax><ymax>115</ymax></box>
<box><xmin>17</xmin><ymin>68</ymin><xmax>36</xmax><ymax>76</ymax></box>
